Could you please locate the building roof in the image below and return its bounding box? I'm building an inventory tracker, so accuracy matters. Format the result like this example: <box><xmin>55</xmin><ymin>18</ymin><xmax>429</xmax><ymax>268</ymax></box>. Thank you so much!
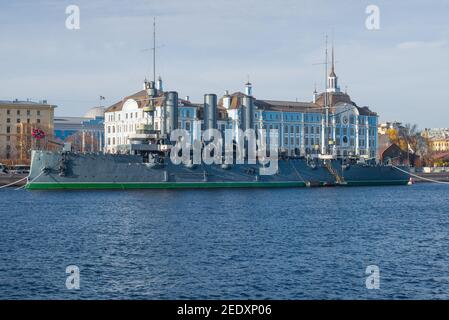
<box><xmin>255</xmin><ymin>99</ymin><xmax>320</xmax><ymax>112</ymax></box>
<box><xmin>315</xmin><ymin>91</ymin><xmax>377</xmax><ymax>116</ymax></box>
<box><xmin>105</xmin><ymin>90</ymin><xmax>193</xmax><ymax>113</ymax></box>
<box><xmin>105</xmin><ymin>87</ymin><xmax>377</xmax><ymax>117</ymax></box>
<box><xmin>54</xmin><ymin>116</ymin><xmax>91</xmax><ymax>125</ymax></box>
<box><xmin>219</xmin><ymin>91</ymin><xmax>372</xmax><ymax>115</ymax></box>
<box><xmin>0</xmin><ymin>99</ymin><xmax>56</xmax><ymax>108</ymax></box>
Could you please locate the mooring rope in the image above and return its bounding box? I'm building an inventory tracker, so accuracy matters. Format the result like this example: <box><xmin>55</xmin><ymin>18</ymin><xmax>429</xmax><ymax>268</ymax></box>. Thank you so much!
<box><xmin>391</xmin><ymin>165</ymin><xmax>449</xmax><ymax>185</ymax></box>
<box><xmin>14</xmin><ymin>170</ymin><xmax>45</xmax><ymax>190</ymax></box>
<box><xmin>0</xmin><ymin>175</ymin><xmax>29</xmax><ymax>189</ymax></box>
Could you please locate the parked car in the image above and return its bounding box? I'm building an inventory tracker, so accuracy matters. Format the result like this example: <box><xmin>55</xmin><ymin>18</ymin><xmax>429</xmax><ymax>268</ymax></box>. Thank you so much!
<box><xmin>11</xmin><ymin>165</ymin><xmax>30</xmax><ymax>174</ymax></box>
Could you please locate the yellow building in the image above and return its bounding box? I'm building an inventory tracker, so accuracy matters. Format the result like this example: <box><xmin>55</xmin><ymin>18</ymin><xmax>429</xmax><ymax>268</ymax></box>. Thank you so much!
<box><xmin>422</xmin><ymin>128</ymin><xmax>449</xmax><ymax>153</ymax></box>
<box><xmin>0</xmin><ymin>100</ymin><xmax>56</xmax><ymax>164</ymax></box>
<box><xmin>430</xmin><ymin>138</ymin><xmax>449</xmax><ymax>152</ymax></box>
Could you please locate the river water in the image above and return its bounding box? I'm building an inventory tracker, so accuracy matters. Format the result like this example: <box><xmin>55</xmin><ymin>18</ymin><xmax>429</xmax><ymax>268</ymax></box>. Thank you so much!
<box><xmin>1</xmin><ymin>183</ymin><xmax>448</xmax><ymax>299</ymax></box>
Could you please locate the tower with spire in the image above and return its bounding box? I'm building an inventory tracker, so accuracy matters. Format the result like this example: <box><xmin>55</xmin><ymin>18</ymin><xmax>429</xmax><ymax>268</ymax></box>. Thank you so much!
<box><xmin>327</xmin><ymin>45</ymin><xmax>340</xmax><ymax>93</ymax></box>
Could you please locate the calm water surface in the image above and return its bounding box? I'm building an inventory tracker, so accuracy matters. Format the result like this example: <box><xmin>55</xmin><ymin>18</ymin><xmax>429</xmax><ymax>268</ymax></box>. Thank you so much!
<box><xmin>1</xmin><ymin>184</ymin><xmax>449</xmax><ymax>299</ymax></box>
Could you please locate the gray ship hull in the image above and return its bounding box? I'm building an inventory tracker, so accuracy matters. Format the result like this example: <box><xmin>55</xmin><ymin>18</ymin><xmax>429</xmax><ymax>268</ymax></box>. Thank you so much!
<box><xmin>26</xmin><ymin>150</ymin><xmax>410</xmax><ymax>190</ymax></box>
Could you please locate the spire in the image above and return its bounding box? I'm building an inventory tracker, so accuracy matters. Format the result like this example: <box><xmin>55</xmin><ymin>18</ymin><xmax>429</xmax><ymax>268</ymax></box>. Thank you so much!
<box><xmin>327</xmin><ymin>43</ymin><xmax>339</xmax><ymax>93</ymax></box>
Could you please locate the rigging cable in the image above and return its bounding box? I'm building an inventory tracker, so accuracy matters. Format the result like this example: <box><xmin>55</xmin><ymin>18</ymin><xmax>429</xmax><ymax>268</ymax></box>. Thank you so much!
<box><xmin>390</xmin><ymin>165</ymin><xmax>449</xmax><ymax>185</ymax></box>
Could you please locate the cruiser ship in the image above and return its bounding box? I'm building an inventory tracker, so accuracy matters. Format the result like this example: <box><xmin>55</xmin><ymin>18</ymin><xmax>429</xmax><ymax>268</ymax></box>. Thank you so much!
<box><xmin>26</xmin><ymin>83</ymin><xmax>409</xmax><ymax>190</ymax></box>
<box><xmin>26</xmin><ymin>36</ymin><xmax>410</xmax><ymax>189</ymax></box>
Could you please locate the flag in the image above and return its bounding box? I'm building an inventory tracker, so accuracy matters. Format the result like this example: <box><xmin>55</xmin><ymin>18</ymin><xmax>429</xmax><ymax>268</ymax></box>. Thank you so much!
<box><xmin>32</xmin><ymin>128</ymin><xmax>46</xmax><ymax>140</ymax></box>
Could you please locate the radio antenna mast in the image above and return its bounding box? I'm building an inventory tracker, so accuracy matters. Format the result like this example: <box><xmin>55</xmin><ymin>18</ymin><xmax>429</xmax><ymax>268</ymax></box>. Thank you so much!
<box><xmin>152</xmin><ymin>17</ymin><xmax>156</xmax><ymax>83</ymax></box>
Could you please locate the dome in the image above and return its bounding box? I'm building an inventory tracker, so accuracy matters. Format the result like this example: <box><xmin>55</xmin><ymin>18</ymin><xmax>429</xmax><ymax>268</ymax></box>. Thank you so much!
<box><xmin>84</xmin><ymin>106</ymin><xmax>105</xmax><ymax>119</ymax></box>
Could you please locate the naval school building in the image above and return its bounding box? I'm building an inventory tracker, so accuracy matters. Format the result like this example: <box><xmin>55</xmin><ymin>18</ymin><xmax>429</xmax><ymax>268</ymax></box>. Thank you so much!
<box><xmin>104</xmin><ymin>66</ymin><xmax>378</xmax><ymax>159</ymax></box>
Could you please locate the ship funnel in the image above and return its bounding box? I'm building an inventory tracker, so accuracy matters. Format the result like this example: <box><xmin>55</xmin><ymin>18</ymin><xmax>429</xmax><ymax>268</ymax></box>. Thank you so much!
<box><xmin>166</xmin><ymin>91</ymin><xmax>178</xmax><ymax>134</ymax></box>
<box><xmin>242</xmin><ymin>95</ymin><xmax>254</xmax><ymax>131</ymax></box>
<box><xmin>204</xmin><ymin>94</ymin><xmax>217</xmax><ymax>130</ymax></box>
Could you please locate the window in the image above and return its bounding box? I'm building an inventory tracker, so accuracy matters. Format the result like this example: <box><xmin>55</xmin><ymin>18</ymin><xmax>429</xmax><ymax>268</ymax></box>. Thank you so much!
<box><xmin>37</xmin><ymin>119</ymin><xmax>40</xmax><ymax>123</ymax></box>
<box><xmin>37</xmin><ymin>110</ymin><xmax>41</xmax><ymax>116</ymax></box>
<box><xmin>17</xmin><ymin>118</ymin><xmax>20</xmax><ymax>123</ymax></box>
<box><xmin>7</xmin><ymin>118</ymin><xmax>10</xmax><ymax>123</ymax></box>
<box><xmin>310</xmin><ymin>127</ymin><xmax>314</xmax><ymax>134</ymax></box>
<box><xmin>27</xmin><ymin>119</ymin><xmax>30</xmax><ymax>123</ymax></box>
<box><xmin>27</xmin><ymin>110</ymin><xmax>30</xmax><ymax>116</ymax></box>
<box><xmin>6</xmin><ymin>126</ymin><xmax>10</xmax><ymax>133</ymax></box>
<box><xmin>7</xmin><ymin>110</ymin><xmax>10</xmax><ymax>115</ymax></box>
<box><xmin>186</xmin><ymin>122</ymin><xmax>190</xmax><ymax>131</ymax></box>
<box><xmin>17</xmin><ymin>110</ymin><xmax>20</xmax><ymax>115</ymax></box>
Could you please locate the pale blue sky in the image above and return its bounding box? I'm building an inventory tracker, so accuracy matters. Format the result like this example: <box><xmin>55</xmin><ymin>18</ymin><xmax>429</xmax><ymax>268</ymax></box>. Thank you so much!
<box><xmin>0</xmin><ymin>0</ymin><xmax>448</xmax><ymax>127</ymax></box>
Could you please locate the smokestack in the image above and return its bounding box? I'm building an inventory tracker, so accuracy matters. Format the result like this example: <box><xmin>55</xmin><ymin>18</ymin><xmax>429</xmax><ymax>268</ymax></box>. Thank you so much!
<box><xmin>166</xmin><ymin>91</ymin><xmax>178</xmax><ymax>134</ymax></box>
<box><xmin>156</xmin><ymin>76</ymin><xmax>163</xmax><ymax>92</ymax></box>
<box><xmin>204</xmin><ymin>94</ymin><xmax>217</xmax><ymax>130</ymax></box>
<box><xmin>242</xmin><ymin>96</ymin><xmax>254</xmax><ymax>131</ymax></box>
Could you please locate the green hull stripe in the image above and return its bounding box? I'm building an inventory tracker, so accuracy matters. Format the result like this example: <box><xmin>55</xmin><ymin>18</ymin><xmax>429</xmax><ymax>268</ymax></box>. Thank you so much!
<box><xmin>26</xmin><ymin>181</ymin><xmax>309</xmax><ymax>190</ymax></box>
<box><xmin>25</xmin><ymin>179</ymin><xmax>409</xmax><ymax>190</ymax></box>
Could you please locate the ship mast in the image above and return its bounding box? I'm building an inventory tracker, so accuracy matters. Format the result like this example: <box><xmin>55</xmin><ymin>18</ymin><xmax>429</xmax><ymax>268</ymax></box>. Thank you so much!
<box><xmin>152</xmin><ymin>17</ymin><xmax>156</xmax><ymax>83</ymax></box>
<box><xmin>322</xmin><ymin>35</ymin><xmax>329</xmax><ymax>156</ymax></box>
